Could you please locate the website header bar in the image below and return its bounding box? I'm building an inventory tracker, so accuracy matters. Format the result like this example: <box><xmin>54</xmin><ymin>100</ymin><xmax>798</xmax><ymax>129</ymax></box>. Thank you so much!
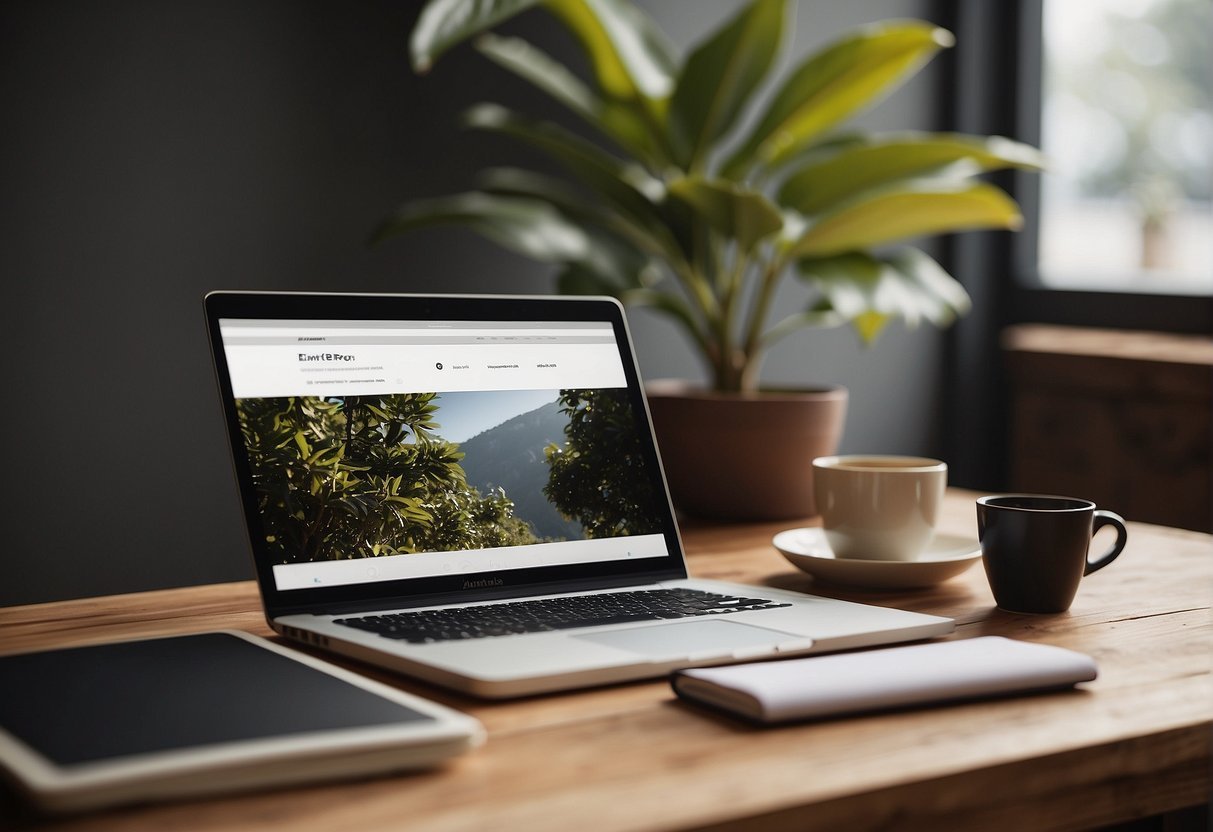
<box><xmin>219</xmin><ymin>318</ymin><xmax>627</xmax><ymax>398</ymax></box>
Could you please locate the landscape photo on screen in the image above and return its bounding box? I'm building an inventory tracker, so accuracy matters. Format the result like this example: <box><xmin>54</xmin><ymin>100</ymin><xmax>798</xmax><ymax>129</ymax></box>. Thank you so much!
<box><xmin>235</xmin><ymin>388</ymin><xmax>664</xmax><ymax>565</ymax></box>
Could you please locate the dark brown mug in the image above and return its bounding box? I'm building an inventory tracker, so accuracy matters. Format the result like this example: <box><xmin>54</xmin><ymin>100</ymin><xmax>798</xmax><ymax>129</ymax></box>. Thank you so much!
<box><xmin>976</xmin><ymin>495</ymin><xmax>1128</xmax><ymax>613</ymax></box>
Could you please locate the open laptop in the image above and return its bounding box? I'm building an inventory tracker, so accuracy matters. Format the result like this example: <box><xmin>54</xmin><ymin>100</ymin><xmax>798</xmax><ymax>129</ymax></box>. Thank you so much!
<box><xmin>205</xmin><ymin>291</ymin><xmax>952</xmax><ymax>697</ymax></box>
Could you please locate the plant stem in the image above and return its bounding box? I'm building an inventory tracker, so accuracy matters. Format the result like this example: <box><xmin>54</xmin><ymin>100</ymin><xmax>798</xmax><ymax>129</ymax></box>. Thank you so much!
<box><xmin>739</xmin><ymin>250</ymin><xmax>788</xmax><ymax>392</ymax></box>
<box><xmin>714</xmin><ymin>248</ymin><xmax>751</xmax><ymax>392</ymax></box>
<box><xmin>697</xmin><ymin>227</ymin><xmax>736</xmax><ymax>391</ymax></box>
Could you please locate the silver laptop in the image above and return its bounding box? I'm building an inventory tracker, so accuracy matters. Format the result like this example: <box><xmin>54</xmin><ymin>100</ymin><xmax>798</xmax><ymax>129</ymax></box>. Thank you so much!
<box><xmin>205</xmin><ymin>291</ymin><xmax>952</xmax><ymax>697</ymax></box>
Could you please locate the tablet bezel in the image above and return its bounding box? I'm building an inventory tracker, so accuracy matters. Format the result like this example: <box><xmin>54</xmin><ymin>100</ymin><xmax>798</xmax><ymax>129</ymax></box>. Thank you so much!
<box><xmin>0</xmin><ymin>630</ymin><xmax>484</xmax><ymax>812</ymax></box>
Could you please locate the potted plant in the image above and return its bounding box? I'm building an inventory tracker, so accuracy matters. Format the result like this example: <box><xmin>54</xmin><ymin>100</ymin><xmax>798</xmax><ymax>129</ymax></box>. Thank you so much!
<box><xmin>375</xmin><ymin>0</ymin><xmax>1042</xmax><ymax>520</ymax></box>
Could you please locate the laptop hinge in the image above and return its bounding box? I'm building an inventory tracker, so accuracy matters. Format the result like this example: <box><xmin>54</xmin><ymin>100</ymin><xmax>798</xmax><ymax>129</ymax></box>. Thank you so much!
<box><xmin>268</xmin><ymin>570</ymin><xmax>689</xmax><ymax>618</ymax></box>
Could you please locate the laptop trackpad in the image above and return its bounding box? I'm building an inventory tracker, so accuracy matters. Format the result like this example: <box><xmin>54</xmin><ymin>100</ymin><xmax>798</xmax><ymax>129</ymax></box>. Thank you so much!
<box><xmin>573</xmin><ymin>620</ymin><xmax>796</xmax><ymax>658</ymax></box>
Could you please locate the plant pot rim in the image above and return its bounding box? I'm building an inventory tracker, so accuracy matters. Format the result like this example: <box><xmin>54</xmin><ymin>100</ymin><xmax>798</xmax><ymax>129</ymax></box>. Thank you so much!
<box><xmin>645</xmin><ymin>378</ymin><xmax>847</xmax><ymax>403</ymax></box>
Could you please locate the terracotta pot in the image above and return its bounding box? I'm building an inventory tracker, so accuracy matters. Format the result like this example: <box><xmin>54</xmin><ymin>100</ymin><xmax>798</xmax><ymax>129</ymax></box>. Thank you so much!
<box><xmin>645</xmin><ymin>381</ymin><xmax>848</xmax><ymax>522</ymax></box>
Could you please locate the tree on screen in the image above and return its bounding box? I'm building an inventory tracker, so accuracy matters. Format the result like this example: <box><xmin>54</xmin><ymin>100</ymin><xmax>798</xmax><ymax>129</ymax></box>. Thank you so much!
<box><xmin>236</xmin><ymin>394</ymin><xmax>536</xmax><ymax>563</ymax></box>
<box><xmin>544</xmin><ymin>388</ymin><xmax>664</xmax><ymax>538</ymax></box>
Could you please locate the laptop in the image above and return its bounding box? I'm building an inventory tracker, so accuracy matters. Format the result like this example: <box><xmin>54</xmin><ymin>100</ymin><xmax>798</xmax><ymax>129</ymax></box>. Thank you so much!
<box><xmin>205</xmin><ymin>291</ymin><xmax>952</xmax><ymax>697</ymax></box>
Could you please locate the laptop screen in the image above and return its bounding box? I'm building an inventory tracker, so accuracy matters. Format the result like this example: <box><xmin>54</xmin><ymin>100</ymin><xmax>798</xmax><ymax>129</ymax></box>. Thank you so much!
<box><xmin>212</xmin><ymin>299</ymin><xmax>677</xmax><ymax>603</ymax></box>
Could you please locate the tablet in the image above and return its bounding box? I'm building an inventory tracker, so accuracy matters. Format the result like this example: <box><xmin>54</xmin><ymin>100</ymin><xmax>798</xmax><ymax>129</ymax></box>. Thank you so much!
<box><xmin>0</xmin><ymin>630</ymin><xmax>484</xmax><ymax>812</ymax></box>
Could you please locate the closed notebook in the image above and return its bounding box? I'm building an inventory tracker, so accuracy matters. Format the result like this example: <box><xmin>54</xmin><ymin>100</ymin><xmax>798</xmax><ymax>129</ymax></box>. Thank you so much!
<box><xmin>672</xmin><ymin>636</ymin><xmax>1097</xmax><ymax>723</ymax></box>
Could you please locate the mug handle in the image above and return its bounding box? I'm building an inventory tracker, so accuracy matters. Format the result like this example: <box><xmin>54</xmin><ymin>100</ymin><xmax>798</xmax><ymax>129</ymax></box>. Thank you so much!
<box><xmin>1085</xmin><ymin>510</ymin><xmax>1128</xmax><ymax>576</ymax></box>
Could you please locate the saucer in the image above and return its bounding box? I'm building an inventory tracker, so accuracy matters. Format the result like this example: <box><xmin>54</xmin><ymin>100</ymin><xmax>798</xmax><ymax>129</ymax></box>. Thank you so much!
<box><xmin>772</xmin><ymin>528</ymin><xmax>982</xmax><ymax>590</ymax></box>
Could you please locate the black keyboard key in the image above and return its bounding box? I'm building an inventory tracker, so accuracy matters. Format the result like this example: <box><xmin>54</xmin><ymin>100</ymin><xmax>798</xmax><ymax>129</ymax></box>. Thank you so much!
<box><xmin>333</xmin><ymin>588</ymin><xmax>790</xmax><ymax>644</ymax></box>
<box><xmin>548</xmin><ymin>613</ymin><xmax>662</xmax><ymax>630</ymax></box>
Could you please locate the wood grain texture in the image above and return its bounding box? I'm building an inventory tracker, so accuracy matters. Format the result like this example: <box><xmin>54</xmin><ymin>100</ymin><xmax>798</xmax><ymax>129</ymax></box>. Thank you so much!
<box><xmin>2</xmin><ymin>490</ymin><xmax>1209</xmax><ymax>832</ymax></box>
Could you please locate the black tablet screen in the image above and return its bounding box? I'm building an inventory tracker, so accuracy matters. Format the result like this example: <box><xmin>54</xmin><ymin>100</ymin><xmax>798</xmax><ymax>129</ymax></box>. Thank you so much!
<box><xmin>0</xmin><ymin>633</ymin><xmax>433</xmax><ymax>766</ymax></box>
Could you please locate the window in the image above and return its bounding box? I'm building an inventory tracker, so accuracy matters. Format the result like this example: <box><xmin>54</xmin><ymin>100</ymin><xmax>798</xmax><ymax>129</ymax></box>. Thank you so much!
<box><xmin>936</xmin><ymin>0</ymin><xmax>1211</xmax><ymax>490</ymax></box>
<box><xmin>1029</xmin><ymin>0</ymin><xmax>1212</xmax><ymax>296</ymax></box>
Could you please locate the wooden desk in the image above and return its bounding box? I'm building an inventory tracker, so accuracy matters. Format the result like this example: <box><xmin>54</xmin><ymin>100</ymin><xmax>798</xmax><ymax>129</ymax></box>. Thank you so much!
<box><xmin>2</xmin><ymin>491</ymin><xmax>1210</xmax><ymax>831</ymax></box>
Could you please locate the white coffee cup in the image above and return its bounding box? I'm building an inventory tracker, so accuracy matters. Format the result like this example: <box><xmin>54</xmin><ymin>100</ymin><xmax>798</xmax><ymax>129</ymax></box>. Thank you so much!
<box><xmin>812</xmin><ymin>455</ymin><xmax>947</xmax><ymax>561</ymax></box>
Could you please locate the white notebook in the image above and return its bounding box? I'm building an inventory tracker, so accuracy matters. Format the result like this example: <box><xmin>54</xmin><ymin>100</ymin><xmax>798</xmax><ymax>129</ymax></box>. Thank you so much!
<box><xmin>672</xmin><ymin>636</ymin><xmax>1097</xmax><ymax>723</ymax></box>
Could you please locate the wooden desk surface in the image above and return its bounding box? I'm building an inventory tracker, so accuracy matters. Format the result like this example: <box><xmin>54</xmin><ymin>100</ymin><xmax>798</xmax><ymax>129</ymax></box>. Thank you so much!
<box><xmin>2</xmin><ymin>491</ymin><xmax>1210</xmax><ymax>832</ymax></box>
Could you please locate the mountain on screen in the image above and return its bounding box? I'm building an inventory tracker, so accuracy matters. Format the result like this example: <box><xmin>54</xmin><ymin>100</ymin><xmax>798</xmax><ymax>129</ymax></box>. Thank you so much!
<box><xmin>458</xmin><ymin>402</ymin><xmax>584</xmax><ymax>541</ymax></box>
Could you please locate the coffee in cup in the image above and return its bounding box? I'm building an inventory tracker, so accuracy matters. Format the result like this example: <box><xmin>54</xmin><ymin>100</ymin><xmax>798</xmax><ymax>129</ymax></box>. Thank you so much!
<box><xmin>976</xmin><ymin>494</ymin><xmax>1128</xmax><ymax>613</ymax></box>
<box><xmin>812</xmin><ymin>456</ymin><xmax>947</xmax><ymax>561</ymax></box>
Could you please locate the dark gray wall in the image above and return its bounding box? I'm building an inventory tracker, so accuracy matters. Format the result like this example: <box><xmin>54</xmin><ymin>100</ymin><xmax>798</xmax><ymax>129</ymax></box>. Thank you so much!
<box><xmin>1</xmin><ymin>0</ymin><xmax>938</xmax><ymax>607</ymax></box>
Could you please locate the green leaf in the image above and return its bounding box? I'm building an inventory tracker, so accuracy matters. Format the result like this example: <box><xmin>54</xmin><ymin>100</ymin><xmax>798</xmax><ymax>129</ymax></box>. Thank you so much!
<box><xmin>475</xmin><ymin>33</ymin><xmax>600</xmax><ymax>121</ymax></box>
<box><xmin>456</xmin><ymin>167</ymin><xmax>664</xmax><ymax>292</ymax></box>
<box><xmin>555</xmin><ymin>240</ymin><xmax>658</xmax><ymax>293</ymax></box>
<box><xmin>409</xmin><ymin>0</ymin><xmax>676</xmax><ymax>157</ymax></box>
<box><xmin>410</xmin><ymin>0</ymin><xmax>543</xmax><ymax>72</ymax></box>
<box><xmin>797</xmin><ymin>247</ymin><xmax>970</xmax><ymax>344</ymax></box>
<box><xmin>383</xmin><ymin>496</ymin><xmax>422</xmax><ymax>507</ymax></box>
<box><xmin>474</xmin><ymin>33</ymin><xmax>659</xmax><ymax>164</ymax></box>
<box><xmin>796</xmin><ymin>251</ymin><xmax>887</xmax><ymax>340</ymax></box>
<box><xmin>666</xmin><ymin>177</ymin><xmax>784</xmax><ymax>253</ymax></box>
<box><xmin>571</xmin><ymin>227</ymin><xmax>656</xmax><ymax>293</ymax></box>
<box><xmin>789</xmin><ymin>179</ymin><xmax>1022</xmax><ymax>258</ymax></box>
<box><xmin>372</xmin><ymin>191</ymin><xmax>590</xmax><ymax>263</ymax></box>
<box><xmin>478</xmin><ymin>166</ymin><xmax>667</xmax><ymax>262</ymax></box>
<box><xmin>778</xmin><ymin>133</ymin><xmax>1046</xmax><ymax>214</ymax></box>
<box><xmin>667</xmin><ymin>0</ymin><xmax>788</xmax><ymax>171</ymax></box>
<box><xmin>595</xmin><ymin>241</ymin><xmax>660</xmax><ymax>288</ymax></box>
<box><xmin>478</xmin><ymin>167</ymin><xmax>598</xmax><ymax>220</ymax></box>
<box><xmin>722</xmin><ymin>21</ymin><xmax>954</xmax><ymax>179</ymax></box>
<box><xmin>308</xmin><ymin>447</ymin><xmax>345</xmax><ymax>467</ymax></box>
<box><xmin>544</xmin><ymin>0</ymin><xmax>677</xmax><ymax>100</ymax></box>
<box><xmin>884</xmin><ymin>246</ymin><xmax>971</xmax><ymax>324</ymax></box>
<box><xmin>293</xmin><ymin>431</ymin><xmax>311</xmax><ymax>458</ymax></box>
<box><xmin>463</xmin><ymin>103</ymin><xmax>667</xmax><ymax>236</ymax></box>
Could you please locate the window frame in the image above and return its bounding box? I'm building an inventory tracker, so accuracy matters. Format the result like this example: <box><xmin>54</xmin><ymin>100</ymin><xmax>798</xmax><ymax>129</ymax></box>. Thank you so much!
<box><xmin>932</xmin><ymin>0</ymin><xmax>1212</xmax><ymax>490</ymax></box>
<box><xmin>1010</xmin><ymin>0</ymin><xmax>1212</xmax><ymax>329</ymax></box>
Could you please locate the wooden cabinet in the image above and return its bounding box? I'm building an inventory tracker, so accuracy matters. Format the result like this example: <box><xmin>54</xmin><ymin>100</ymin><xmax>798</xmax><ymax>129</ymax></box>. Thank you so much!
<box><xmin>1004</xmin><ymin>325</ymin><xmax>1213</xmax><ymax>533</ymax></box>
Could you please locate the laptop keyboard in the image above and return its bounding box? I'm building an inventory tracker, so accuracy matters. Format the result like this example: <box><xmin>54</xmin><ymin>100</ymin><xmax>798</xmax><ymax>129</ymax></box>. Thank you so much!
<box><xmin>333</xmin><ymin>588</ymin><xmax>791</xmax><ymax>644</ymax></box>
